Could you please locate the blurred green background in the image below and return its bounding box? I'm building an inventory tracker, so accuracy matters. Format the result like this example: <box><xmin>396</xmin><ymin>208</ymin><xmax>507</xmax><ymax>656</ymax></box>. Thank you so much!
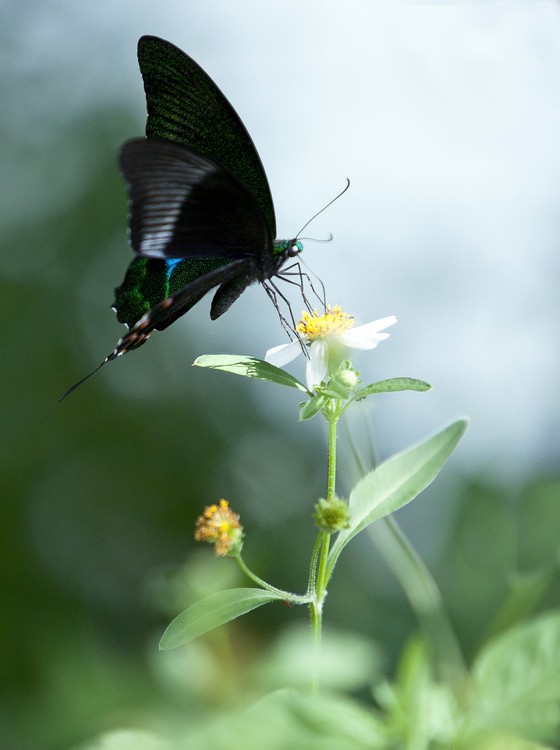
<box><xmin>2</xmin><ymin>2</ymin><xmax>559</xmax><ymax>748</ymax></box>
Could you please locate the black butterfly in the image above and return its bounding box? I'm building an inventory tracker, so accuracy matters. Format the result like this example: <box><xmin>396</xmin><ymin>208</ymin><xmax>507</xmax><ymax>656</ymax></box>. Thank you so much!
<box><xmin>60</xmin><ymin>35</ymin><xmax>308</xmax><ymax>400</ymax></box>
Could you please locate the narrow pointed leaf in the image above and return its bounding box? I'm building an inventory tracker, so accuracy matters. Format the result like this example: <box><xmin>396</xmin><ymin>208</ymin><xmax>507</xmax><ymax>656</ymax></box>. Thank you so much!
<box><xmin>160</xmin><ymin>587</ymin><xmax>286</xmax><ymax>650</ymax></box>
<box><xmin>350</xmin><ymin>377</ymin><xmax>431</xmax><ymax>403</ymax></box>
<box><xmin>327</xmin><ymin>419</ymin><xmax>467</xmax><ymax>576</ymax></box>
<box><xmin>193</xmin><ymin>354</ymin><xmax>309</xmax><ymax>392</ymax></box>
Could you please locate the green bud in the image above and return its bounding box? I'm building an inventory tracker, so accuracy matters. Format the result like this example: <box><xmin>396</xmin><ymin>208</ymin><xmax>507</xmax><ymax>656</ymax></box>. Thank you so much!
<box><xmin>314</xmin><ymin>497</ymin><xmax>351</xmax><ymax>533</ymax></box>
<box><xmin>335</xmin><ymin>368</ymin><xmax>359</xmax><ymax>389</ymax></box>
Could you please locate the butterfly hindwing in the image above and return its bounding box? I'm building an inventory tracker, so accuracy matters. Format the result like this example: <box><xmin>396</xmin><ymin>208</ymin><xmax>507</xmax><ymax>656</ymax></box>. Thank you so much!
<box><xmin>113</xmin><ymin>255</ymin><xmax>232</xmax><ymax>329</ymax></box>
<box><xmin>115</xmin><ymin>257</ymin><xmax>251</xmax><ymax>351</ymax></box>
<box><xmin>138</xmin><ymin>35</ymin><xmax>276</xmax><ymax>237</ymax></box>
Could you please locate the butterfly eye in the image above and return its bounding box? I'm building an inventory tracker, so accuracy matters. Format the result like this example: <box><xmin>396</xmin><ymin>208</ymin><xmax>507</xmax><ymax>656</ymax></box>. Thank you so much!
<box><xmin>288</xmin><ymin>242</ymin><xmax>302</xmax><ymax>257</ymax></box>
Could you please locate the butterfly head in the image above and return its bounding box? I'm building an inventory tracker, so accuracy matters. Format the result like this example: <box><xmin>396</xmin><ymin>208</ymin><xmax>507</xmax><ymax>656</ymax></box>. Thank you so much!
<box><xmin>273</xmin><ymin>239</ymin><xmax>303</xmax><ymax>259</ymax></box>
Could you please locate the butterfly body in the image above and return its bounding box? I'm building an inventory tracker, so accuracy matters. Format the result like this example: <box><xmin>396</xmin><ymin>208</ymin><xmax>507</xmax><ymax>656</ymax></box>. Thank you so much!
<box><xmin>59</xmin><ymin>36</ymin><xmax>303</xmax><ymax>400</ymax></box>
<box><xmin>114</xmin><ymin>135</ymin><xmax>302</xmax><ymax>336</ymax></box>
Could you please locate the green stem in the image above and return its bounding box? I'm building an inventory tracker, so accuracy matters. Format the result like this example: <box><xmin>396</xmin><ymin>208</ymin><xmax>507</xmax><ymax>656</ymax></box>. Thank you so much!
<box><xmin>309</xmin><ymin>600</ymin><xmax>322</xmax><ymax>693</ymax></box>
<box><xmin>308</xmin><ymin>532</ymin><xmax>323</xmax><ymax>595</ymax></box>
<box><xmin>309</xmin><ymin>405</ymin><xmax>340</xmax><ymax>688</ymax></box>
<box><xmin>309</xmin><ymin>532</ymin><xmax>329</xmax><ymax>693</ymax></box>
<box><xmin>326</xmin><ymin>406</ymin><xmax>338</xmax><ymax>502</ymax></box>
<box><xmin>315</xmin><ymin>531</ymin><xmax>331</xmax><ymax>596</ymax></box>
<box><xmin>316</xmin><ymin>408</ymin><xmax>338</xmax><ymax>606</ymax></box>
<box><xmin>309</xmin><ymin>533</ymin><xmax>330</xmax><ymax>649</ymax></box>
<box><xmin>309</xmin><ymin>592</ymin><xmax>323</xmax><ymax>643</ymax></box>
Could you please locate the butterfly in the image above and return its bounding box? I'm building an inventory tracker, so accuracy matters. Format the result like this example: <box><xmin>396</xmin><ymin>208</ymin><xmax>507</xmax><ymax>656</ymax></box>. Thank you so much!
<box><xmin>60</xmin><ymin>35</ymin><xmax>308</xmax><ymax>401</ymax></box>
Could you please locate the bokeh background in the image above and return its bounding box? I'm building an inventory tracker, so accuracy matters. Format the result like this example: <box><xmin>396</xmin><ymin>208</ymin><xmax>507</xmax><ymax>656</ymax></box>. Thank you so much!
<box><xmin>2</xmin><ymin>1</ymin><xmax>559</xmax><ymax>748</ymax></box>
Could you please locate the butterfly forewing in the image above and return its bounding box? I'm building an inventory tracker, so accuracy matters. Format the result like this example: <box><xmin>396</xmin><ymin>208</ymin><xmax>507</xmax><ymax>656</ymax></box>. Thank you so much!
<box><xmin>119</xmin><ymin>138</ymin><xmax>272</xmax><ymax>260</ymax></box>
<box><xmin>138</xmin><ymin>36</ymin><xmax>276</xmax><ymax>237</ymax></box>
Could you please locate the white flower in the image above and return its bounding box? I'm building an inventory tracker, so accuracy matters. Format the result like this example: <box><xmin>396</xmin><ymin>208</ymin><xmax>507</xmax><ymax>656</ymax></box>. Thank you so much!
<box><xmin>265</xmin><ymin>306</ymin><xmax>397</xmax><ymax>390</ymax></box>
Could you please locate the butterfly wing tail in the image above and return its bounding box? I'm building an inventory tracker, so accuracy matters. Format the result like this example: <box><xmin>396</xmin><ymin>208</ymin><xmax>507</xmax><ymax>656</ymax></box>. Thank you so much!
<box><xmin>59</xmin><ymin>259</ymin><xmax>250</xmax><ymax>401</ymax></box>
<box><xmin>58</xmin><ymin>353</ymin><xmax>118</xmax><ymax>402</ymax></box>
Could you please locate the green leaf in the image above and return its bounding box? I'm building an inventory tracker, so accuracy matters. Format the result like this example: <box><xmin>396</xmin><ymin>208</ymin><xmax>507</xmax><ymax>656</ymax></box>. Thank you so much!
<box><xmin>327</xmin><ymin>419</ymin><xmax>467</xmax><ymax>575</ymax></box>
<box><xmin>350</xmin><ymin>377</ymin><xmax>431</xmax><ymax>403</ymax></box>
<box><xmin>249</xmin><ymin>689</ymin><xmax>388</xmax><ymax>748</ymax></box>
<box><xmin>299</xmin><ymin>394</ymin><xmax>327</xmax><ymax>421</ymax></box>
<box><xmin>184</xmin><ymin>688</ymin><xmax>388</xmax><ymax>749</ymax></box>
<box><xmin>193</xmin><ymin>354</ymin><xmax>309</xmax><ymax>392</ymax></box>
<box><xmin>159</xmin><ymin>587</ymin><xmax>286</xmax><ymax>650</ymax></box>
<box><xmin>466</xmin><ymin>611</ymin><xmax>560</xmax><ymax>743</ymax></box>
<box><xmin>375</xmin><ymin>637</ymin><xmax>459</xmax><ymax>744</ymax></box>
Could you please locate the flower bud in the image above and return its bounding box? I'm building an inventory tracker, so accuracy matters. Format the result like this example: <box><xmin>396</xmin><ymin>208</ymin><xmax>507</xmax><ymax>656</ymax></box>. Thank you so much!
<box><xmin>334</xmin><ymin>367</ymin><xmax>359</xmax><ymax>390</ymax></box>
<box><xmin>314</xmin><ymin>496</ymin><xmax>351</xmax><ymax>533</ymax></box>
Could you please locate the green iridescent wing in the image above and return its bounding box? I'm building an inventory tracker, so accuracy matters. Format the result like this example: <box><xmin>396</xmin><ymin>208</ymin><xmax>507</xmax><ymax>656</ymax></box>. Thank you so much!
<box><xmin>138</xmin><ymin>35</ymin><xmax>276</xmax><ymax>238</ymax></box>
<box><xmin>113</xmin><ymin>256</ymin><xmax>230</xmax><ymax>330</ymax></box>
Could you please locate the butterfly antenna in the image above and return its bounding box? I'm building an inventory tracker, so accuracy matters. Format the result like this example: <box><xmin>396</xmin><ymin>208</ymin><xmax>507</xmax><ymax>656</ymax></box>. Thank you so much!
<box><xmin>297</xmin><ymin>233</ymin><xmax>333</xmax><ymax>243</ymax></box>
<box><xmin>295</xmin><ymin>178</ymin><xmax>350</xmax><ymax>239</ymax></box>
<box><xmin>58</xmin><ymin>353</ymin><xmax>115</xmax><ymax>402</ymax></box>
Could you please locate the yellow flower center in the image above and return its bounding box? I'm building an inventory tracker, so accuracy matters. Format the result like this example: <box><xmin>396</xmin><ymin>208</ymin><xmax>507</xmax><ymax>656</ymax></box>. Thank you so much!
<box><xmin>296</xmin><ymin>305</ymin><xmax>354</xmax><ymax>341</ymax></box>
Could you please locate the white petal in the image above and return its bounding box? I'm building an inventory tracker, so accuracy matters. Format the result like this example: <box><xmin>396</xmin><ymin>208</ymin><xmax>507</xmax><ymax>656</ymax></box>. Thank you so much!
<box><xmin>337</xmin><ymin>331</ymin><xmax>389</xmax><ymax>350</ymax></box>
<box><xmin>338</xmin><ymin>315</ymin><xmax>398</xmax><ymax>350</ymax></box>
<box><xmin>306</xmin><ymin>340</ymin><xmax>329</xmax><ymax>389</ymax></box>
<box><xmin>264</xmin><ymin>340</ymin><xmax>302</xmax><ymax>368</ymax></box>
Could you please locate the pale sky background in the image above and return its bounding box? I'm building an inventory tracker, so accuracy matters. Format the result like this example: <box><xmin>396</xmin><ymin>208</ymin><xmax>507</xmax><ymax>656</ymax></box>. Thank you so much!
<box><xmin>3</xmin><ymin>0</ymin><xmax>559</xmax><ymax>479</ymax></box>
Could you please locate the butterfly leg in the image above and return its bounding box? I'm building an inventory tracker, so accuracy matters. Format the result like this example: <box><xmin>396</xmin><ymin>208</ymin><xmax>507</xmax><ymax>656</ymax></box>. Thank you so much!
<box><xmin>278</xmin><ymin>262</ymin><xmax>327</xmax><ymax>313</ymax></box>
<box><xmin>263</xmin><ymin>280</ymin><xmax>308</xmax><ymax>356</ymax></box>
